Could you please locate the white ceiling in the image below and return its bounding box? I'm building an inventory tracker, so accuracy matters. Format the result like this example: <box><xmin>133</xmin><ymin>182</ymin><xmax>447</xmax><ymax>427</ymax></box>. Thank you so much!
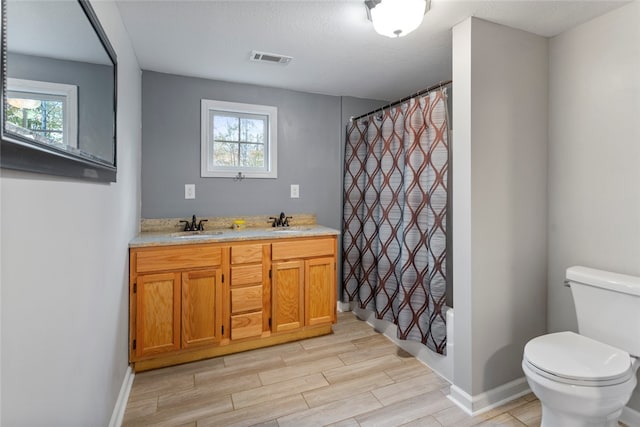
<box><xmin>115</xmin><ymin>0</ymin><xmax>628</xmax><ymax>101</ymax></box>
<box><xmin>7</xmin><ymin>1</ymin><xmax>112</xmax><ymax>65</ymax></box>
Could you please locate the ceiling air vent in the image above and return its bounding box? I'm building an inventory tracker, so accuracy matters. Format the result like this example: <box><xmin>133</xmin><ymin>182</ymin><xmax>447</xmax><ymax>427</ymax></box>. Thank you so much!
<box><xmin>250</xmin><ymin>50</ymin><xmax>293</xmax><ymax>65</ymax></box>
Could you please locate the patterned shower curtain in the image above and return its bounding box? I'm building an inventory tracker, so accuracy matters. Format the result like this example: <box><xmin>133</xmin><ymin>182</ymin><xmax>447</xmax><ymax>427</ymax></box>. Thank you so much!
<box><xmin>342</xmin><ymin>89</ymin><xmax>449</xmax><ymax>354</ymax></box>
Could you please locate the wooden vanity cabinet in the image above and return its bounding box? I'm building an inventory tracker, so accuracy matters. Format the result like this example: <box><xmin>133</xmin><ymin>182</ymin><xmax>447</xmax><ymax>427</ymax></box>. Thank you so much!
<box><xmin>271</xmin><ymin>260</ymin><xmax>304</xmax><ymax>332</ymax></box>
<box><xmin>305</xmin><ymin>256</ymin><xmax>336</xmax><ymax>326</ymax></box>
<box><xmin>181</xmin><ymin>269</ymin><xmax>224</xmax><ymax>348</ymax></box>
<box><xmin>134</xmin><ymin>272</ymin><xmax>181</xmax><ymax>357</ymax></box>
<box><xmin>229</xmin><ymin>243</ymin><xmax>271</xmax><ymax>340</ymax></box>
<box><xmin>129</xmin><ymin>234</ymin><xmax>337</xmax><ymax>372</ymax></box>
<box><xmin>272</xmin><ymin>238</ymin><xmax>337</xmax><ymax>332</ymax></box>
<box><xmin>130</xmin><ymin>244</ymin><xmax>228</xmax><ymax>361</ymax></box>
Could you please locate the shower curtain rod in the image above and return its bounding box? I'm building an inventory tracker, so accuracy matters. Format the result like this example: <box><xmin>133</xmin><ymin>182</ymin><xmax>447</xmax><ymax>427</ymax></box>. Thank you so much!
<box><xmin>350</xmin><ymin>79</ymin><xmax>452</xmax><ymax>122</ymax></box>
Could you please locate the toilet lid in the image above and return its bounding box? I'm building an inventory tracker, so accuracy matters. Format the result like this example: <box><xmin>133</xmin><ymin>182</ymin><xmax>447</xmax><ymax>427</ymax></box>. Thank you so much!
<box><xmin>524</xmin><ymin>331</ymin><xmax>631</xmax><ymax>383</ymax></box>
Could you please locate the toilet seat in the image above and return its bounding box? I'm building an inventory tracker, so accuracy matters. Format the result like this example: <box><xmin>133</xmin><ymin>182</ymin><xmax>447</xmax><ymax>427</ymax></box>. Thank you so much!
<box><xmin>524</xmin><ymin>331</ymin><xmax>633</xmax><ymax>387</ymax></box>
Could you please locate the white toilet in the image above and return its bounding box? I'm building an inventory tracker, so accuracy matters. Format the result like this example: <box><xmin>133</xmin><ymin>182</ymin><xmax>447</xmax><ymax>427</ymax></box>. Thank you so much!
<box><xmin>523</xmin><ymin>266</ymin><xmax>640</xmax><ymax>427</ymax></box>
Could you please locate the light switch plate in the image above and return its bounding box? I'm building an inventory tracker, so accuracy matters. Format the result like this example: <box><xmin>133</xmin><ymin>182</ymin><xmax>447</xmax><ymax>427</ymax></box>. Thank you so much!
<box><xmin>290</xmin><ymin>184</ymin><xmax>299</xmax><ymax>199</ymax></box>
<box><xmin>185</xmin><ymin>184</ymin><xmax>195</xmax><ymax>199</ymax></box>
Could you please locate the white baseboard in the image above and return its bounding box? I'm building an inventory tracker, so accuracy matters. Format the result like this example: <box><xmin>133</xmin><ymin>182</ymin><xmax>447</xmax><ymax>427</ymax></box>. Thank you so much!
<box><xmin>336</xmin><ymin>301</ymin><xmax>351</xmax><ymax>312</ymax></box>
<box><xmin>351</xmin><ymin>306</ymin><xmax>453</xmax><ymax>383</ymax></box>
<box><xmin>447</xmin><ymin>376</ymin><xmax>640</xmax><ymax>423</ymax></box>
<box><xmin>621</xmin><ymin>405</ymin><xmax>640</xmax><ymax>427</ymax></box>
<box><xmin>109</xmin><ymin>366</ymin><xmax>135</xmax><ymax>427</ymax></box>
<box><xmin>448</xmin><ymin>377</ymin><xmax>531</xmax><ymax>416</ymax></box>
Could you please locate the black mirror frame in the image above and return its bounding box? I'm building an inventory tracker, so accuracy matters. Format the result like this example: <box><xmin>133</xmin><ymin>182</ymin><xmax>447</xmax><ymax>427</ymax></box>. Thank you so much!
<box><xmin>1</xmin><ymin>0</ymin><xmax>118</xmax><ymax>182</ymax></box>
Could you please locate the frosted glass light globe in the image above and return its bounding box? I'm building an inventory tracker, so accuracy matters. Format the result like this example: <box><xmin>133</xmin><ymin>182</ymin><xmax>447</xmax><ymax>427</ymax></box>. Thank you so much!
<box><xmin>370</xmin><ymin>0</ymin><xmax>427</xmax><ymax>38</ymax></box>
<box><xmin>7</xmin><ymin>98</ymin><xmax>41</xmax><ymax>110</ymax></box>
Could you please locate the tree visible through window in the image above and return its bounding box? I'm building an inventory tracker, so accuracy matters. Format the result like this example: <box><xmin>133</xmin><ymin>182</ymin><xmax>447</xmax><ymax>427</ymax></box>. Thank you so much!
<box><xmin>212</xmin><ymin>113</ymin><xmax>266</xmax><ymax>168</ymax></box>
<box><xmin>5</xmin><ymin>96</ymin><xmax>65</xmax><ymax>144</ymax></box>
<box><xmin>5</xmin><ymin>78</ymin><xmax>78</xmax><ymax>148</ymax></box>
<box><xmin>201</xmin><ymin>99</ymin><xmax>278</xmax><ymax>178</ymax></box>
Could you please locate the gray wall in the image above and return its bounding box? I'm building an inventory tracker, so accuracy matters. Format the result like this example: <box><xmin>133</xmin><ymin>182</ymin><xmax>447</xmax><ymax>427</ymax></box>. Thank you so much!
<box><xmin>142</xmin><ymin>71</ymin><xmax>385</xmax><ymax>231</ymax></box>
<box><xmin>7</xmin><ymin>52</ymin><xmax>114</xmax><ymax>162</ymax></box>
<box><xmin>1</xmin><ymin>1</ymin><xmax>141</xmax><ymax>425</ymax></box>
<box><xmin>142</xmin><ymin>73</ymin><xmax>389</xmax><ymax>303</ymax></box>
<box><xmin>547</xmin><ymin>0</ymin><xmax>640</xmax><ymax>411</ymax></box>
<box><xmin>452</xmin><ymin>17</ymin><xmax>548</xmax><ymax>399</ymax></box>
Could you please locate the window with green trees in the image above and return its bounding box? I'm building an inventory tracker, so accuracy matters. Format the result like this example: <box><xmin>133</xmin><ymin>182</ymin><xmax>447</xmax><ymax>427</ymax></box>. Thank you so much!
<box><xmin>5</xmin><ymin>95</ymin><xmax>65</xmax><ymax>144</ymax></box>
<box><xmin>5</xmin><ymin>78</ymin><xmax>78</xmax><ymax>148</ymax></box>
<box><xmin>201</xmin><ymin>99</ymin><xmax>277</xmax><ymax>178</ymax></box>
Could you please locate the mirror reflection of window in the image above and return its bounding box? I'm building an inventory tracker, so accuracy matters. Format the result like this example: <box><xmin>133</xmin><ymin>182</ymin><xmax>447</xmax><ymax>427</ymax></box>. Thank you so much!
<box><xmin>2</xmin><ymin>0</ymin><xmax>117</xmax><ymax>181</ymax></box>
<box><xmin>6</xmin><ymin>78</ymin><xmax>78</xmax><ymax>148</ymax></box>
<box><xmin>6</xmin><ymin>95</ymin><xmax>64</xmax><ymax>144</ymax></box>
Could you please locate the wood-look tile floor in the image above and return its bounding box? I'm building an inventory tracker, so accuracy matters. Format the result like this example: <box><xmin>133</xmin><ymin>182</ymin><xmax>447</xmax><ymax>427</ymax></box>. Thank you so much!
<box><xmin>123</xmin><ymin>312</ymin><xmax>545</xmax><ymax>427</ymax></box>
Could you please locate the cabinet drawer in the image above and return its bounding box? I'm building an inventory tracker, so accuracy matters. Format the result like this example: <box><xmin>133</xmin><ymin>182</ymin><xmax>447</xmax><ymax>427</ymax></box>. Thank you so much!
<box><xmin>231</xmin><ymin>285</ymin><xmax>263</xmax><ymax>314</ymax></box>
<box><xmin>135</xmin><ymin>246</ymin><xmax>222</xmax><ymax>273</ymax></box>
<box><xmin>272</xmin><ymin>238</ymin><xmax>334</xmax><ymax>260</ymax></box>
<box><xmin>231</xmin><ymin>312</ymin><xmax>263</xmax><ymax>340</ymax></box>
<box><xmin>231</xmin><ymin>244</ymin><xmax>263</xmax><ymax>264</ymax></box>
<box><xmin>231</xmin><ymin>264</ymin><xmax>262</xmax><ymax>287</ymax></box>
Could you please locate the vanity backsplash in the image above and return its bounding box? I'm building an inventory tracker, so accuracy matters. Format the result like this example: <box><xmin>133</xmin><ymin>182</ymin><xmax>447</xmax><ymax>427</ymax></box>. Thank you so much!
<box><xmin>140</xmin><ymin>213</ymin><xmax>317</xmax><ymax>233</ymax></box>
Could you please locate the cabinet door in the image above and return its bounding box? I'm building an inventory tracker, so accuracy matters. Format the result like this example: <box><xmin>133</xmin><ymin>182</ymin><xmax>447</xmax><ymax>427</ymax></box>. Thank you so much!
<box><xmin>272</xmin><ymin>260</ymin><xmax>304</xmax><ymax>332</ymax></box>
<box><xmin>305</xmin><ymin>257</ymin><xmax>336</xmax><ymax>326</ymax></box>
<box><xmin>136</xmin><ymin>272</ymin><xmax>181</xmax><ymax>358</ymax></box>
<box><xmin>230</xmin><ymin>285</ymin><xmax>263</xmax><ymax>340</ymax></box>
<box><xmin>182</xmin><ymin>269</ymin><xmax>223</xmax><ymax>349</ymax></box>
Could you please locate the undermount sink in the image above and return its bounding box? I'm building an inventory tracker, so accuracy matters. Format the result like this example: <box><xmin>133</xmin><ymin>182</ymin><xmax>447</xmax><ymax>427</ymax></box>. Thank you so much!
<box><xmin>271</xmin><ymin>226</ymin><xmax>313</xmax><ymax>232</ymax></box>
<box><xmin>170</xmin><ymin>230</ymin><xmax>225</xmax><ymax>239</ymax></box>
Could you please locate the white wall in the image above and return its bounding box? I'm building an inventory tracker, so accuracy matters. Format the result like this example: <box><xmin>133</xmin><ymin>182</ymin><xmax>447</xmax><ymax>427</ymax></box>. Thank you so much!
<box><xmin>452</xmin><ymin>17</ymin><xmax>474</xmax><ymax>397</ymax></box>
<box><xmin>452</xmin><ymin>17</ymin><xmax>548</xmax><ymax>403</ymax></box>
<box><xmin>0</xmin><ymin>1</ymin><xmax>141</xmax><ymax>424</ymax></box>
<box><xmin>547</xmin><ymin>0</ymin><xmax>640</xmax><ymax>410</ymax></box>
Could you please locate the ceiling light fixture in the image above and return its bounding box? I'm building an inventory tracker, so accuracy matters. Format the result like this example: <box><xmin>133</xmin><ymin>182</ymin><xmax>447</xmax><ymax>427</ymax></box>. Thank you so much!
<box><xmin>365</xmin><ymin>0</ymin><xmax>429</xmax><ymax>38</ymax></box>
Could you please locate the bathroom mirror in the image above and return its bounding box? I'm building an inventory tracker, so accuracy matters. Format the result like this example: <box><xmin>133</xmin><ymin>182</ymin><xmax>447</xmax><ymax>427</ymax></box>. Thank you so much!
<box><xmin>1</xmin><ymin>0</ymin><xmax>117</xmax><ymax>182</ymax></box>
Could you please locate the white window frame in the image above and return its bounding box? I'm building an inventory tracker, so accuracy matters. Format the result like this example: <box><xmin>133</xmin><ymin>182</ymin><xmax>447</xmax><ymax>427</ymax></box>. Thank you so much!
<box><xmin>7</xmin><ymin>78</ymin><xmax>78</xmax><ymax>148</ymax></box>
<box><xmin>201</xmin><ymin>99</ymin><xmax>278</xmax><ymax>179</ymax></box>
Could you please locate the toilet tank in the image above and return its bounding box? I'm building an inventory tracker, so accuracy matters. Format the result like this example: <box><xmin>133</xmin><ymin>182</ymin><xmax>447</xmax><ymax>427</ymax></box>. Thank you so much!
<box><xmin>568</xmin><ymin>266</ymin><xmax>640</xmax><ymax>356</ymax></box>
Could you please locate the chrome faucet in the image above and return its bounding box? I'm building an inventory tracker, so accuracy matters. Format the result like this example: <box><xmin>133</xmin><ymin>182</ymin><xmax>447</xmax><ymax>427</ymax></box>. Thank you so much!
<box><xmin>180</xmin><ymin>214</ymin><xmax>208</xmax><ymax>231</ymax></box>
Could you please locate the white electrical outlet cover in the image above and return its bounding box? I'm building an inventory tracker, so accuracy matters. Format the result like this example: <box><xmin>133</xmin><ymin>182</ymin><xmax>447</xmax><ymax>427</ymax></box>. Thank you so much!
<box><xmin>185</xmin><ymin>184</ymin><xmax>195</xmax><ymax>199</ymax></box>
<box><xmin>291</xmin><ymin>184</ymin><xmax>299</xmax><ymax>198</ymax></box>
